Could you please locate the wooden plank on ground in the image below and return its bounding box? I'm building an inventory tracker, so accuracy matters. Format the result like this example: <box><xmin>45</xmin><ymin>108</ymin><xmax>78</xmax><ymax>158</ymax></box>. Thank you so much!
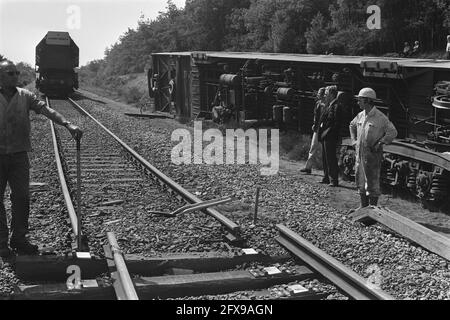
<box><xmin>349</xmin><ymin>208</ymin><xmax>377</xmax><ymax>225</ymax></box>
<box><xmin>16</xmin><ymin>280</ymin><xmax>115</xmax><ymax>300</ymax></box>
<box><xmin>124</xmin><ymin>113</ymin><xmax>174</xmax><ymax>119</ymax></box>
<box><xmin>134</xmin><ymin>267</ymin><xmax>313</xmax><ymax>299</ymax></box>
<box><xmin>13</xmin><ymin>252</ymin><xmax>290</xmax><ymax>281</ymax></box>
<box><xmin>353</xmin><ymin>207</ymin><xmax>450</xmax><ymax>261</ymax></box>
<box><xmin>14</xmin><ymin>254</ymin><xmax>108</xmax><ymax>281</ymax></box>
<box><xmin>16</xmin><ymin>267</ymin><xmax>314</xmax><ymax>300</ymax></box>
<box><xmin>125</xmin><ymin>252</ymin><xmax>291</xmax><ymax>275</ymax></box>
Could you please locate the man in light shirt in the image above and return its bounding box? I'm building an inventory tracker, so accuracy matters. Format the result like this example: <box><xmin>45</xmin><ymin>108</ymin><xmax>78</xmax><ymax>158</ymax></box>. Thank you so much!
<box><xmin>0</xmin><ymin>60</ymin><xmax>82</xmax><ymax>258</ymax></box>
<box><xmin>349</xmin><ymin>88</ymin><xmax>397</xmax><ymax>210</ymax></box>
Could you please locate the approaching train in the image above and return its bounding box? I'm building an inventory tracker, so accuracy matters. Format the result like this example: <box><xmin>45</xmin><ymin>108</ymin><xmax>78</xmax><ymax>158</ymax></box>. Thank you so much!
<box><xmin>35</xmin><ymin>31</ymin><xmax>79</xmax><ymax>97</ymax></box>
<box><xmin>147</xmin><ymin>51</ymin><xmax>450</xmax><ymax>207</ymax></box>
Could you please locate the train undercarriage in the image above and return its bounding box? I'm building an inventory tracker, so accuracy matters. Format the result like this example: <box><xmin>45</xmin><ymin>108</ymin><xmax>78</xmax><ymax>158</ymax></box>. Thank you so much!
<box><xmin>339</xmin><ymin>139</ymin><xmax>450</xmax><ymax>208</ymax></box>
<box><xmin>149</xmin><ymin>52</ymin><xmax>450</xmax><ymax>207</ymax></box>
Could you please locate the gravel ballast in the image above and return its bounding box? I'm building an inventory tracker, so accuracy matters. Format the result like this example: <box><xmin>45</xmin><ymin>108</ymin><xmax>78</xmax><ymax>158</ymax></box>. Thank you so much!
<box><xmin>1</xmin><ymin>93</ymin><xmax>449</xmax><ymax>300</ymax></box>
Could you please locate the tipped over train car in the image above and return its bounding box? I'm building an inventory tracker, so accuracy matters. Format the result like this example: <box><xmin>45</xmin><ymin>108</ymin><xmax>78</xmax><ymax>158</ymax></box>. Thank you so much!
<box><xmin>148</xmin><ymin>52</ymin><xmax>450</xmax><ymax>208</ymax></box>
<box><xmin>35</xmin><ymin>31</ymin><xmax>79</xmax><ymax>97</ymax></box>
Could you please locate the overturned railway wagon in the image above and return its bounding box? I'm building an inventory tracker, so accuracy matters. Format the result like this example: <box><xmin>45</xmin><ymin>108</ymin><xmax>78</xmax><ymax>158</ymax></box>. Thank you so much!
<box><xmin>148</xmin><ymin>52</ymin><xmax>450</xmax><ymax>206</ymax></box>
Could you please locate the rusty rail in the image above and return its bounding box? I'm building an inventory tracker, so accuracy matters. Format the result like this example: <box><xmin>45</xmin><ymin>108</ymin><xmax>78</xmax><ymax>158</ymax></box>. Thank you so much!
<box><xmin>276</xmin><ymin>224</ymin><xmax>394</xmax><ymax>300</ymax></box>
<box><xmin>48</xmin><ymin>97</ymin><xmax>80</xmax><ymax>238</ymax></box>
<box><xmin>106</xmin><ymin>232</ymin><xmax>139</xmax><ymax>300</ymax></box>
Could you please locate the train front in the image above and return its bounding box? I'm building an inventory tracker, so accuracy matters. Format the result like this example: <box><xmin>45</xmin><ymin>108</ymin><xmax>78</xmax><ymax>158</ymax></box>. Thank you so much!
<box><xmin>35</xmin><ymin>31</ymin><xmax>79</xmax><ymax>97</ymax></box>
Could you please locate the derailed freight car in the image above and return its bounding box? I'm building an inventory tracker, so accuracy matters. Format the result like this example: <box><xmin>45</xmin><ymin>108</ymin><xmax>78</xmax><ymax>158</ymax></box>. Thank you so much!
<box><xmin>35</xmin><ymin>31</ymin><xmax>79</xmax><ymax>97</ymax></box>
<box><xmin>148</xmin><ymin>52</ymin><xmax>450</xmax><ymax>206</ymax></box>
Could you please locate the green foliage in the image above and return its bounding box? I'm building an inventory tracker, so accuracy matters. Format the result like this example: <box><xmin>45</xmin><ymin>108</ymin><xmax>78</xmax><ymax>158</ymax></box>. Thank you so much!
<box><xmin>81</xmin><ymin>0</ymin><xmax>450</xmax><ymax>85</ymax></box>
<box><xmin>305</xmin><ymin>13</ymin><xmax>330</xmax><ymax>54</ymax></box>
<box><xmin>121</xmin><ymin>86</ymin><xmax>142</xmax><ymax>103</ymax></box>
<box><xmin>16</xmin><ymin>62</ymin><xmax>35</xmax><ymax>87</ymax></box>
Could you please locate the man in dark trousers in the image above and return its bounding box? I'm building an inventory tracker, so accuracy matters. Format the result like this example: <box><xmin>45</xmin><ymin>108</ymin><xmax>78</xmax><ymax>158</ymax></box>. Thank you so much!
<box><xmin>318</xmin><ymin>86</ymin><xmax>341</xmax><ymax>187</ymax></box>
<box><xmin>349</xmin><ymin>88</ymin><xmax>397</xmax><ymax>210</ymax></box>
<box><xmin>0</xmin><ymin>60</ymin><xmax>83</xmax><ymax>258</ymax></box>
<box><xmin>301</xmin><ymin>87</ymin><xmax>326</xmax><ymax>174</ymax></box>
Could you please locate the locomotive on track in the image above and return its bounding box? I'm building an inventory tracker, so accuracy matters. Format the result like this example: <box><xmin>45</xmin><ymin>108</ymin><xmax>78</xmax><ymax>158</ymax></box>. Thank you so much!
<box><xmin>35</xmin><ymin>31</ymin><xmax>79</xmax><ymax>97</ymax></box>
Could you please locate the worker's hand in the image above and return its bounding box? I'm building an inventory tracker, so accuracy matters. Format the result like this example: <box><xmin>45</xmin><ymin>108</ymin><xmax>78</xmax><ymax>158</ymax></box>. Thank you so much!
<box><xmin>372</xmin><ymin>141</ymin><xmax>384</xmax><ymax>152</ymax></box>
<box><xmin>67</xmin><ymin>124</ymin><xmax>83</xmax><ymax>140</ymax></box>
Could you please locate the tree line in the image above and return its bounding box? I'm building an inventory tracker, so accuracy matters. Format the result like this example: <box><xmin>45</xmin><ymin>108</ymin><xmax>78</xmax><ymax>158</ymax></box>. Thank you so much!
<box><xmin>0</xmin><ymin>54</ymin><xmax>36</xmax><ymax>88</ymax></box>
<box><xmin>83</xmin><ymin>0</ymin><xmax>450</xmax><ymax>77</ymax></box>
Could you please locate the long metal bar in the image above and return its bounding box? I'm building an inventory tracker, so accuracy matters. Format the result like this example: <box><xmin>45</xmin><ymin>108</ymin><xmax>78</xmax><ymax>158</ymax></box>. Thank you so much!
<box><xmin>384</xmin><ymin>141</ymin><xmax>450</xmax><ymax>171</ymax></box>
<box><xmin>48</xmin><ymin>98</ymin><xmax>79</xmax><ymax>237</ymax></box>
<box><xmin>253</xmin><ymin>187</ymin><xmax>260</xmax><ymax>224</ymax></box>
<box><xmin>174</xmin><ymin>197</ymin><xmax>232</xmax><ymax>215</ymax></box>
<box><xmin>276</xmin><ymin>224</ymin><xmax>394</xmax><ymax>300</ymax></box>
<box><xmin>68</xmin><ymin>98</ymin><xmax>239</xmax><ymax>233</ymax></box>
<box><xmin>106</xmin><ymin>232</ymin><xmax>139</xmax><ymax>300</ymax></box>
<box><xmin>76</xmin><ymin>137</ymin><xmax>82</xmax><ymax>249</ymax></box>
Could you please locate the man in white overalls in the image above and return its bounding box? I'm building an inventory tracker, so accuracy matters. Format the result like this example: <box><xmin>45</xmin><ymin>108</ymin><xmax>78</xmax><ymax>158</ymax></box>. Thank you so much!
<box><xmin>349</xmin><ymin>88</ymin><xmax>397</xmax><ymax>209</ymax></box>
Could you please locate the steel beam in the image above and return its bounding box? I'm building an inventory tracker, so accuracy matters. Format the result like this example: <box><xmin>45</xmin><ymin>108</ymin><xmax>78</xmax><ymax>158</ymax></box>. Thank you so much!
<box><xmin>276</xmin><ymin>224</ymin><xmax>394</xmax><ymax>300</ymax></box>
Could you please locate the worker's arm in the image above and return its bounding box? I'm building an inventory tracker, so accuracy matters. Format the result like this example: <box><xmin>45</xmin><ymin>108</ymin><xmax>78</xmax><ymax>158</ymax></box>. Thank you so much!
<box><xmin>373</xmin><ymin>119</ymin><xmax>398</xmax><ymax>152</ymax></box>
<box><xmin>380</xmin><ymin>119</ymin><xmax>398</xmax><ymax>145</ymax></box>
<box><xmin>28</xmin><ymin>93</ymin><xmax>83</xmax><ymax>140</ymax></box>
<box><xmin>40</xmin><ymin>105</ymin><xmax>83</xmax><ymax>140</ymax></box>
<box><xmin>349</xmin><ymin>115</ymin><xmax>358</xmax><ymax>143</ymax></box>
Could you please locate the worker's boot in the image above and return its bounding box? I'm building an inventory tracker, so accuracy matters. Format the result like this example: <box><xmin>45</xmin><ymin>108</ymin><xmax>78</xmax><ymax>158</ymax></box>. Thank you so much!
<box><xmin>348</xmin><ymin>194</ymin><xmax>369</xmax><ymax>214</ymax></box>
<box><xmin>10</xmin><ymin>238</ymin><xmax>38</xmax><ymax>255</ymax></box>
<box><xmin>369</xmin><ymin>196</ymin><xmax>379</xmax><ymax>206</ymax></box>
<box><xmin>356</xmin><ymin>193</ymin><xmax>369</xmax><ymax>210</ymax></box>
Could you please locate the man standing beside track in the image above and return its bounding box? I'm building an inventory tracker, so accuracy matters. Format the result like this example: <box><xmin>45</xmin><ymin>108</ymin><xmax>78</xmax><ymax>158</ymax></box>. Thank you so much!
<box><xmin>318</xmin><ymin>86</ymin><xmax>341</xmax><ymax>187</ymax></box>
<box><xmin>0</xmin><ymin>60</ymin><xmax>83</xmax><ymax>258</ymax></box>
<box><xmin>301</xmin><ymin>87</ymin><xmax>326</xmax><ymax>174</ymax></box>
<box><xmin>349</xmin><ymin>88</ymin><xmax>397</xmax><ymax>210</ymax></box>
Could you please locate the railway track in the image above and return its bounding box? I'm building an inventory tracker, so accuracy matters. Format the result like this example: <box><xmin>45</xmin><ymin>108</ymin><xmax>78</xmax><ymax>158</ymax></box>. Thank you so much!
<box><xmin>46</xmin><ymin>98</ymin><xmax>239</xmax><ymax>255</ymax></box>
<box><xmin>6</xmin><ymin>96</ymin><xmax>394</xmax><ymax>300</ymax></box>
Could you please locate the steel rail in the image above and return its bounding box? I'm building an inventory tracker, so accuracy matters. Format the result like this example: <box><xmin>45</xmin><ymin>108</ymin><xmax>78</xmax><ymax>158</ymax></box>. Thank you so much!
<box><xmin>48</xmin><ymin>97</ymin><xmax>79</xmax><ymax>237</ymax></box>
<box><xmin>276</xmin><ymin>224</ymin><xmax>394</xmax><ymax>300</ymax></box>
<box><xmin>67</xmin><ymin>98</ymin><xmax>240</xmax><ymax>233</ymax></box>
<box><xmin>107</xmin><ymin>232</ymin><xmax>139</xmax><ymax>300</ymax></box>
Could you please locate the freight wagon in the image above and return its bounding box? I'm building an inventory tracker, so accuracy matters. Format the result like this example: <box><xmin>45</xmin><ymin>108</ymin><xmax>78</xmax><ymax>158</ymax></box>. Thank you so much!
<box><xmin>35</xmin><ymin>31</ymin><xmax>79</xmax><ymax>97</ymax></box>
<box><xmin>148</xmin><ymin>52</ymin><xmax>450</xmax><ymax>207</ymax></box>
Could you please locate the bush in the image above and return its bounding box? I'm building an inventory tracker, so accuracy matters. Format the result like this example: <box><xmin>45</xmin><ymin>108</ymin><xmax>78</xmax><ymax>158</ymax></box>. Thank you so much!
<box><xmin>123</xmin><ymin>86</ymin><xmax>142</xmax><ymax>104</ymax></box>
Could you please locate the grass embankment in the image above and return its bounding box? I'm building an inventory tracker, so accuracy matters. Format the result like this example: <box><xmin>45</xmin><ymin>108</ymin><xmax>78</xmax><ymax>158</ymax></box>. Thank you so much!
<box><xmin>80</xmin><ymin>72</ymin><xmax>153</xmax><ymax>113</ymax></box>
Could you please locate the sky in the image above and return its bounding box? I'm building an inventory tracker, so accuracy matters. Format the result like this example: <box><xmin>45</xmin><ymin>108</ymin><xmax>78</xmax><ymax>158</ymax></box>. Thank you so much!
<box><xmin>0</xmin><ymin>0</ymin><xmax>186</xmax><ymax>67</ymax></box>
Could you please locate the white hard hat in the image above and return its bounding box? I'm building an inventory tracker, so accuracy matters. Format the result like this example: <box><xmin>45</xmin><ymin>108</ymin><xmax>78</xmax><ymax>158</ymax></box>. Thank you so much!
<box><xmin>357</xmin><ymin>88</ymin><xmax>377</xmax><ymax>100</ymax></box>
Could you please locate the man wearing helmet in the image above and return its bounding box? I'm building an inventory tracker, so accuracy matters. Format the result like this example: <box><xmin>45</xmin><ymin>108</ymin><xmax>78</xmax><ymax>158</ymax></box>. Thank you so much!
<box><xmin>349</xmin><ymin>88</ymin><xmax>397</xmax><ymax>210</ymax></box>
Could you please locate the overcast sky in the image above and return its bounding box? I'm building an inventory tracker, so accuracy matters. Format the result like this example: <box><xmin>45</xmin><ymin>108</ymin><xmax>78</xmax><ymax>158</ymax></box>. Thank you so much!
<box><xmin>0</xmin><ymin>0</ymin><xmax>186</xmax><ymax>66</ymax></box>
